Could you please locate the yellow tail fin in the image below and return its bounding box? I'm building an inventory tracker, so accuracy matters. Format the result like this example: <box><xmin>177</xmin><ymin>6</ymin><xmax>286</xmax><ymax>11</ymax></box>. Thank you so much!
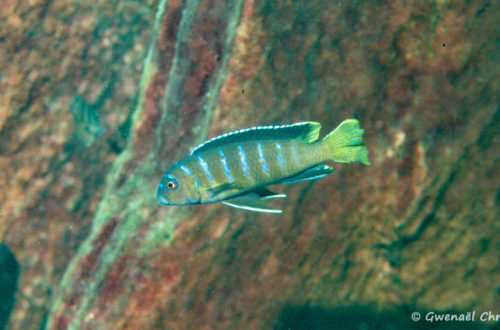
<box><xmin>322</xmin><ymin>119</ymin><xmax>370</xmax><ymax>165</ymax></box>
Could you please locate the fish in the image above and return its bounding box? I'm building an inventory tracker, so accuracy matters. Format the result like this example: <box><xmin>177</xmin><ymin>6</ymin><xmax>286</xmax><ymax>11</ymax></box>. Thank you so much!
<box><xmin>70</xmin><ymin>95</ymin><xmax>106</xmax><ymax>147</ymax></box>
<box><xmin>157</xmin><ymin>119</ymin><xmax>370</xmax><ymax>213</ymax></box>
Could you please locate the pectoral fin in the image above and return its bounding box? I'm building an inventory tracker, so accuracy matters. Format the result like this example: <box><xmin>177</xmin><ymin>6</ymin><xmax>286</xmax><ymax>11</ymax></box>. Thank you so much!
<box><xmin>222</xmin><ymin>190</ymin><xmax>285</xmax><ymax>213</ymax></box>
<box><xmin>277</xmin><ymin>164</ymin><xmax>334</xmax><ymax>184</ymax></box>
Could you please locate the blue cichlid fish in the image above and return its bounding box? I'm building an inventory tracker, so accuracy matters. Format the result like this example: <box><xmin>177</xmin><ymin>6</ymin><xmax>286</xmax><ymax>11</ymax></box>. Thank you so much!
<box><xmin>157</xmin><ymin>119</ymin><xmax>370</xmax><ymax>213</ymax></box>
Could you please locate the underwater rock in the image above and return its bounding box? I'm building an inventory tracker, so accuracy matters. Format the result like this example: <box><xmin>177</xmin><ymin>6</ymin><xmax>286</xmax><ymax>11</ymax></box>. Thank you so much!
<box><xmin>0</xmin><ymin>0</ymin><xmax>157</xmax><ymax>328</ymax></box>
<box><xmin>47</xmin><ymin>0</ymin><xmax>500</xmax><ymax>328</ymax></box>
<box><xmin>1</xmin><ymin>0</ymin><xmax>499</xmax><ymax>329</ymax></box>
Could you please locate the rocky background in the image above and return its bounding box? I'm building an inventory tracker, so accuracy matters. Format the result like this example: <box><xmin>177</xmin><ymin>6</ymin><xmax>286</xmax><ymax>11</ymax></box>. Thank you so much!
<box><xmin>0</xmin><ymin>0</ymin><xmax>499</xmax><ymax>329</ymax></box>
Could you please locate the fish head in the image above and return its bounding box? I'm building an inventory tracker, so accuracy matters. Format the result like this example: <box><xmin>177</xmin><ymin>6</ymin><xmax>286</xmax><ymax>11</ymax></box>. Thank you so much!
<box><xmin>157</xmin><ymin>165</ymin><xmax>202</xmax><ymax>205</ymax></box>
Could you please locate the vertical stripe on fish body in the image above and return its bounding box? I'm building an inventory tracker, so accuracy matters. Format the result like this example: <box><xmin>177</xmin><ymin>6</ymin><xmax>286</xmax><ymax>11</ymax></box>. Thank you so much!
<box><xmin>157</xmin><ymin>119</ymin><xmax>370</xmax><ymax>211</ymax></box>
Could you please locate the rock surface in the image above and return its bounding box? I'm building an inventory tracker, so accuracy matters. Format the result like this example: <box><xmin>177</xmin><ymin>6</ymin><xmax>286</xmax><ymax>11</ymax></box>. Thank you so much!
<box><xmin>1</xmin><ymin>0</ymin><xmax>499</xmax><ymax>329</ymax></box>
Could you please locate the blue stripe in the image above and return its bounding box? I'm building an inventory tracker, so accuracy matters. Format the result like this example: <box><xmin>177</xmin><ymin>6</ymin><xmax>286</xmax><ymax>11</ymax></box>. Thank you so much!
<box><xmin>276</xmin><ymin>143</ymin><xmax>286</xmax><ymax>168</ymax></box>
<box><xmin>180</xmin><ymin>164</ymin><xmax>201</xmax><ymax>187</ymax></box>
<box><xmin>238</xmin><ymin>144</ymin><xmax>250</xmax><ymax>177</ymax></box>
<box><xmin>197</xmin><ymin>155</ymin><xmax>215</xmax><ymax>184</ymax></box>
<box><xmin>219</xmin><ymin>149</ymin><xmax>234</xmax><ymax>182</ymax></box>
<box><xmin>257</xmin><ymin>142</ymin><xmax>269</xmax><ymax>174</ymax></box>
<box><xmin>180</xmin><ymin>165</ymin><xmax>192</xmax><ymax>176</ymax></box>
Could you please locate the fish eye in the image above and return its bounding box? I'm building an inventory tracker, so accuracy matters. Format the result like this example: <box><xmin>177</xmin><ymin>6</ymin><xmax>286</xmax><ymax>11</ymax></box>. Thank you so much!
<box><xmin>166</xmin><ymin>179</ymin><xmax>177</xmax><ymax>190</ymax></box>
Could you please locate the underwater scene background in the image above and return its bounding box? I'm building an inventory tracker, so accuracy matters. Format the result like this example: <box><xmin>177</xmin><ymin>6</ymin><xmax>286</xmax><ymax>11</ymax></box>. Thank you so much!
<box><xmin>0</xmin><ymin>0</ymin><xmax>499</xmax><ymax>329</ymax></box>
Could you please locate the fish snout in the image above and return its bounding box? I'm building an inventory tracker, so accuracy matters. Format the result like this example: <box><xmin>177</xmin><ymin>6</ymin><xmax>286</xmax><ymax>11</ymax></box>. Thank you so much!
<box><xmin>157</xmin><ymin>183</ymin><xmax>170</xmax><ymax>205</ymax></box>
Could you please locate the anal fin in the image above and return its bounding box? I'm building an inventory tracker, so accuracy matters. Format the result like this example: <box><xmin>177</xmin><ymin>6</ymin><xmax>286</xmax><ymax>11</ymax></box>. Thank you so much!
<box><xmin>277</xmin><ymin>164</ymin><xmax>334</xmax><ymax>184</ymax></box>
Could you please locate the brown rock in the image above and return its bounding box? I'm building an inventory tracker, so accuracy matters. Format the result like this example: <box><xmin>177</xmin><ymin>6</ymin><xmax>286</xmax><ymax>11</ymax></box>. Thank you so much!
<box><xmin>1</xmin><ymin>0</ymin><xmax>499</xmax><ymax>329</ymax></box>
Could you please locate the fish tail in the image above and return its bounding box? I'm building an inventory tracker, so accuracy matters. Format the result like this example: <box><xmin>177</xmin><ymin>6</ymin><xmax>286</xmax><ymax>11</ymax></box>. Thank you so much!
<box><xmin>322</xmin><ymin>119</ymin><xmax>370</xmax><ymax>165</ymax></box>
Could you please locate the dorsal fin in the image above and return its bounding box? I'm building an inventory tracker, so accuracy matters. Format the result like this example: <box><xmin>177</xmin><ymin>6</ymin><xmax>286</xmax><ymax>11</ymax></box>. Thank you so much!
<box><xmin>191</xmin><ymin>122</ymin><xmax>321</xmax><ymax>155</ymax></box>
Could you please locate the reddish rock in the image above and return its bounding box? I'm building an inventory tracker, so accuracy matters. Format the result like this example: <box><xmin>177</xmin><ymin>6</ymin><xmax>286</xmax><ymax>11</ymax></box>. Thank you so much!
<box><xmin>1</xmin><ymin>0</ymin><xmax>499</xmax><ymax>329</ymax></box>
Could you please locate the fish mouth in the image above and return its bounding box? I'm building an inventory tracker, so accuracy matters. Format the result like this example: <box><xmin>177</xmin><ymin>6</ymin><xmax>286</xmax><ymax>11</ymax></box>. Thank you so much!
<box><xmin>157</xmin><ymin>196</ymin><xmax>170</xmax><ymax>205</ymax></box>
<box><xmin>156</xmin><ymin>186</ymin><xmax>170</xmax><ymax>205</ymax></box>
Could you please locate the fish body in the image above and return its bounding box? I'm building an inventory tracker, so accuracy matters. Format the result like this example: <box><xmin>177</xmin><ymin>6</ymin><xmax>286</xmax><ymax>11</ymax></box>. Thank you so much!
<box><xmin>157</xmin><ymin>119</ymin><xmax>369</xmax><ymax>213</ymax></box>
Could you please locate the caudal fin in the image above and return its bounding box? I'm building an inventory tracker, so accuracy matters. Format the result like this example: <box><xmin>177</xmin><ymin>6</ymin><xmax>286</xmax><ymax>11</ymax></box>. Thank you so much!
<box><xmin>322</xmin><ymin>119</ymin><xmax>370</xmax><ymax>165</ymax></box>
